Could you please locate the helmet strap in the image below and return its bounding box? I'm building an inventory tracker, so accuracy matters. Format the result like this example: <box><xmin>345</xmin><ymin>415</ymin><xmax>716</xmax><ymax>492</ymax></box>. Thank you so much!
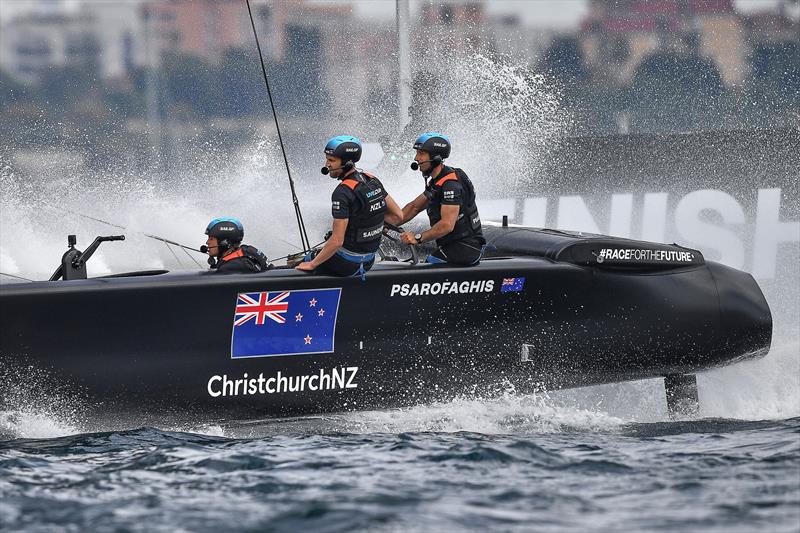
<box><xmin>423</xmin><ymin>161</ymin><xmax>443</xmax><ymax>178</ymax></box>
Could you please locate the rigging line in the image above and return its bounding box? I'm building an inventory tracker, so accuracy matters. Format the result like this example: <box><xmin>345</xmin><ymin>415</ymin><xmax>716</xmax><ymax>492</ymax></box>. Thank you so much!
<box><xmin>42</xmin><ymin>199</ymin><xmax>302</xmax><ymax>259</ymax></box>
<box><xmin>0</xmin><ymin>271</ymin><xmax>34</xmax><ymax>282</ymax></box>
<box><xmin>245</xmin><ymin>0</ymin><xmax>311</xmax><ymax>252</ymax></box>
<box><xmin>40</xmin><ymin>201</ymin><xmax>204</xmax><ymax>255</ymax></box>
<box><xmin>162</xmin><ymin>240</ymin><xmax>185</xmax><ymax>267</ymax></box>
<box><xmin>181</xmin><ymin>246</ymin><xmax>205</xmax><ymax>269</ymax></box>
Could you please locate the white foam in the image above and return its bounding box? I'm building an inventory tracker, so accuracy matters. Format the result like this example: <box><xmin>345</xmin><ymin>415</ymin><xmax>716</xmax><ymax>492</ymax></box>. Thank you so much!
<box><xmin>699</xmin><ymin>340</ymin><xmax>800</xmax><ymax>420</ymax></box>
<box><xmin>0</xmin><ymin>409</ymin><xmax>82</xmax><ymax>440</ymax></box>
<box><xmin>337</xmin><ymin>390</ymin><xmax>626</xmax><ymax>435</ymax></box>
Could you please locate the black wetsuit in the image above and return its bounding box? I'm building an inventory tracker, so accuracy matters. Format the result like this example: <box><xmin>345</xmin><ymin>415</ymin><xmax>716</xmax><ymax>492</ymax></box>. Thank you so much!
<box><xmin>425</xmin><ymin>166</ymin><xmax>485</xmax><ymax>265</ymax></box>
<box><xmin>212</xmin><ymin>245</ymin><xmax>270</xmax><ymax>273</ymax></box>
<box><xmin>316</xmin><ymin>171</ymin><xmax>388</xmax><ymax>277</ymax></box>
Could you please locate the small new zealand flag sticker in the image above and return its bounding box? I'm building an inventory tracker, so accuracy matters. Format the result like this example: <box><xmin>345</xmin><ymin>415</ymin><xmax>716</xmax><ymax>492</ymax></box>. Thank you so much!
<box><xmin>501</xmin><ymin>277</ymin><xmax>525</xmax><ymax>293</ymax></box>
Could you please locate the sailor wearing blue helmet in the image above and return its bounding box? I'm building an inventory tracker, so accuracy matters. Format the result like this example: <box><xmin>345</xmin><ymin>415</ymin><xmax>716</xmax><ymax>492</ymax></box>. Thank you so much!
<box><xmin>296</xmin><ymin>136</ymin><xmax>402</xmax><ymax>277</ymax></box>
<box><xmin>393</xmin><ymin>133</ymin><xmax>485</xmax><ymax>265</ymax></box>
<box><xmin>204</xmin><ymin>217</ymin><xmax>270</xmax><ymax>273</ymax></box>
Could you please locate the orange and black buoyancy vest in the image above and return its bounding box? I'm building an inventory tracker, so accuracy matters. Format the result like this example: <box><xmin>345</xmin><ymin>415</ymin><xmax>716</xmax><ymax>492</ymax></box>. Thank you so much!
<box><xmin>425</xmin><ymin>167</ymin><xmax>483</xmax><ymax>246</ymax></box>
<box><xmin>215</xmin><ymin>244</ymin><xmax>270</xmax><ymax>273</ymax></box>
<box><xmin>339</xmin><ymin>171</ymin><xmax>388</xmax><ymax>253</ymax></box>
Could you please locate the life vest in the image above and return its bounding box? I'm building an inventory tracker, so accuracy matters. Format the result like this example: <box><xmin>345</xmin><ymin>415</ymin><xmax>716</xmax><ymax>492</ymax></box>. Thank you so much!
<box><xmin>424</xmin><ymin>167</ymin><xmax>483</xmax><ymax>246</ymax></box>
<box><xmin>338</xmin><ymin>171</ymin><xmax>388</xmax><ymax>254</ymax></box>
<box><xmin>216</xmin><ymin>244</ymin><xmax>270</xmax><ymax>273</ymax></box>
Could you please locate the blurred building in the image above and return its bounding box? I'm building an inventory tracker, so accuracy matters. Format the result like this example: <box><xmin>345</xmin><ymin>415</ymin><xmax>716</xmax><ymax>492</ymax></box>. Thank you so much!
<box><xmin>742</xmin><ymin>8</ymin><xmax>799</xmax><ymax>46</ymax></box>
<box><xmin>142</xmin><ymin>0</ymin><xmax>253</xmax><ymax>63</ymax></box>
<box><xmin>415</xmin><ymin>2</ymin><xmax>487</xmax><ymax>67</ymax></box>
<box><xmin>0</xmin><ymin>1</ymin><xmax>98</xmax><ymax>84</ymax></box>
<box><xmin>580</xmin><ymin>0</ymin><xmax>750</xmax><ymax>87</ymax></box>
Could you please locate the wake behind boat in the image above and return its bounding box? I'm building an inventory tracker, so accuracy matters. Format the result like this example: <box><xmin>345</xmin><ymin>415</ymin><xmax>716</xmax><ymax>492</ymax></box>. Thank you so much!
<box><xmin>0</xmin><ymin>223</ymin><xmax>772</xmax><ymax>426</ymax></box>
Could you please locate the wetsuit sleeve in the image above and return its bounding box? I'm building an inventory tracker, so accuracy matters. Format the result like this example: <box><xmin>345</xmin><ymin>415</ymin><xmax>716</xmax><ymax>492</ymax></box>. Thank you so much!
<box><xmin>440</xmin><ymin>180</ymin><xmax>464</xmax><ymax>206</ymax></box>
<box><xmin>331</xmin><ymin>186</ymin><xmax>354</xmax><ymax>219</ymax></box>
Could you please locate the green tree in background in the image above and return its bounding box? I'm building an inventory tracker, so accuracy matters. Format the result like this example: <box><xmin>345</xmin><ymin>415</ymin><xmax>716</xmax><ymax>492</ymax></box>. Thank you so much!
<box><xmin>160</xmin><ymin>52</ymin><xmax>218</xmax><ymax>119</ymax></box>
<box><xmin>746</xmin><ymin>41</ymin><xmax>800</xmax><ymax>127</ymax></box>
<box><xmin>628</xmin><ymin>51</ymin><xmax>723</xmax><ymax>133</ymax></box>
<box><xmin>217</xmin><ymin>47</ymin><xmax>266</xmax><ymax>118</ymax></box>
<box><xmin>0</xmin><ymin>70</ymin><xmax>32</xmax><ymax>112</ymax></box>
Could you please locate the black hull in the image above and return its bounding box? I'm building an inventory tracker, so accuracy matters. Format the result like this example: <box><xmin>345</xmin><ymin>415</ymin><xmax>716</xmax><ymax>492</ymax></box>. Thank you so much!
<box><xmin>0</xmin><ymin>226</ymin><xmax>772</xmax><ymax>425</ymax></box>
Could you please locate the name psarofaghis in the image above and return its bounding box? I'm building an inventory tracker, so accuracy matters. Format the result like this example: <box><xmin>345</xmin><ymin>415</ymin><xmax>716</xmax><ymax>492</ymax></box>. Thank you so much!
<box><xmin>390</xmin><ymin>279</ymin><xmax>495</xmax><ymax>297</ymax></box>
<box><xmin>598</xmin><ymin>248</ymin><xmax>695</xmax><ymax>262</ymax></box>
<box><xmin>207</xmin><ymin>367</ymin><xmax>358</xmax><ymax>397</ymax></box>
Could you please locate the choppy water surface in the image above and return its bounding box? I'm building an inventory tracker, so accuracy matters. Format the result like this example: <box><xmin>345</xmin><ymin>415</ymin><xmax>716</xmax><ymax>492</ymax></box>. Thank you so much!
<box><xmin>1</xmin><ymin>404</ymin><xmax>798</xmax><ymax>533</ymax></box>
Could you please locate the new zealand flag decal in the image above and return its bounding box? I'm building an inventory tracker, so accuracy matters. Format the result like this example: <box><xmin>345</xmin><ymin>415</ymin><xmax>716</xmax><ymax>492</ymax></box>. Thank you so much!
<box><xmin>231</xmin><ymin>288</ymin><xmax>342</xmax><ymax>358</ymax></box>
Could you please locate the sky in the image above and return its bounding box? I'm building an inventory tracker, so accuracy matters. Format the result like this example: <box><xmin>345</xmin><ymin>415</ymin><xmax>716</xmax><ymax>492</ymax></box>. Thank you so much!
<box><xmin>0</xmin><ymin>0</ymin><xmax>794</xmax><ymax>27</ymax></box>
<box><xmin>344</xmin><ymin>0</ymin><xmax>795</xmax><ymax>28</ymax></box>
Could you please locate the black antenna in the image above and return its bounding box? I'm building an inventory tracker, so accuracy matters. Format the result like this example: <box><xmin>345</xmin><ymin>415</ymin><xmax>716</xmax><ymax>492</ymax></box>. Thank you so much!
<box><xmin>245</xmin><ymin>0</ymin><xmax>311</xmax><ymax>251</ymax></box>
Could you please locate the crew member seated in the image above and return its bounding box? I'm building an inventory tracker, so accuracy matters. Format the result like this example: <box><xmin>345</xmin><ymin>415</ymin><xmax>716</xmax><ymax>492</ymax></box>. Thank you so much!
<box><xmin>391</xmin><ymin>132</ymin><xmax>485</xmax><ymax>266</ymax></box>
<box><xmin>295</xmin><ymin>135</ymin><xmax>402</xmax><ymax>277</ymax></box>
<box><xmin>204</xmin><ymin>217</ymin><xmax>270</xmax><ymax>273</ymax></box>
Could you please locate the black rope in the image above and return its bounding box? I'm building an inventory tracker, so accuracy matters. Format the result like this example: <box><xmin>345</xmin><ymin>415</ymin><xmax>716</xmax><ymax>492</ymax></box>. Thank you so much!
<box><xmin>245</xmin><ymin>0</ymin><xmax>311</xmax><ymax>252</ymax></box>
<box><xmin>270</xmin><ymin>240</ymin><xmax>327</xmax><ymax>263</ymax></box>
<box><xmin>41</xmin><ymin>201</ymin><xmax>318</xmax><ymax>268</ymax></box>
<box><xmin>0</xmin><ymin>271</ymin><xmax>33</xmax><ymax>282</ymax></box>
<box><xmin>40</xmin><ymin>201</ymin><xmax>205</xmax><ymax>268</ymax></box>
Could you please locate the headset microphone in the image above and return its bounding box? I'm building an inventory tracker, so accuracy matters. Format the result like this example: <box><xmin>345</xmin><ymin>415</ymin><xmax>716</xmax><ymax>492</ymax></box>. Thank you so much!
<box><xmin>200</xmin><ymin>245</ymin><xmax>209</xmax><ymax>253</ymax></box>
<box><xmin>321</xmin><ymin>160</ymin><xmax>355</xmax><ymax>176</ymax></box>
<box><xmin>410</xmin><ymin>155</ymin><xmax>442</xmax><ymax>171</ymax></box>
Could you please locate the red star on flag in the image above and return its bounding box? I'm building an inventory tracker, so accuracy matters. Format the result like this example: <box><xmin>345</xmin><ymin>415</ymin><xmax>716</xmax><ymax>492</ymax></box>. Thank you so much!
<box><xmin>304</xmin><ymin>335</ymin><xmax>312</xmax><ymax>344</ymax></box>
<box><xmin>309</xmin><ymin>298</ymin><xmax>317</xmax><ymax>307</ymax></box>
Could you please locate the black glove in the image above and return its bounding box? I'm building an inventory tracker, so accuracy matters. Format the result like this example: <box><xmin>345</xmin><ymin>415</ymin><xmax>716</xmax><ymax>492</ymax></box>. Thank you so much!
<box><xmin>323</xmin><ymin>230</ymin><xmax>333</xmax><ymax>241</ymax></box>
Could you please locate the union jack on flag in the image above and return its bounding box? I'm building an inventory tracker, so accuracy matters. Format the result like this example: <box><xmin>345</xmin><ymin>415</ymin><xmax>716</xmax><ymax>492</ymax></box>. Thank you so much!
<box><xmin>234</xmin><ymin>291</ymin><xmax>289</xmax><ymax>326</ymax></box>
<box><xmin>230</xmin><ymin>288</ymin><xmax>341</xmax><ymax>359</ymax></box>
<box><xmin>501</xmin><ymin>277</ymin><xmax>525</xmax><ymax>293</ymax></box>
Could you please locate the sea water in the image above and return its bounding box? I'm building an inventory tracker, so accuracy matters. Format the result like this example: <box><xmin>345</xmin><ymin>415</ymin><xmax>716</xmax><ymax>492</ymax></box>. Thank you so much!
<box><xmin>1</xmin><ymin>402</ymin><xmax>798</xmax><ymax>532</ymax></box>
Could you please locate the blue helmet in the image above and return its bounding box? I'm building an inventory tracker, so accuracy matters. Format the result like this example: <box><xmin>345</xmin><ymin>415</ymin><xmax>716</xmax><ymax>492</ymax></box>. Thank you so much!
<box><xmin>413</xmin><ymin>132</ymin><xmax>451</xmax><ymax>160</ymax></box>
<box><xmin>205</xmin><ymin>217</ymin><xmax>244</xmax><ymax>245</ymax></box>
<box><xmin>324</xmin><ymin>135</ymin><xmax>362</xmax><ymax>163</ymax></box>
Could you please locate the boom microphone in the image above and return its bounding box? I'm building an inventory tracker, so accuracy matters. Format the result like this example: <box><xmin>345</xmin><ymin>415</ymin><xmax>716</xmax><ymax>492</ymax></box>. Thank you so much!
<box><xmin>410</xmin><ymin>155</ymin><xmax>442</xmax><ymax>171</ymax></box>
<box><xmin>321</xmin><ymin>160</ymin><xmax>355</xmax><ymax>176</ymax></box>
<box><xmin>200</xmin><ymin>245</ymin><xmax>209</xmax><ymax>253</ymax></box>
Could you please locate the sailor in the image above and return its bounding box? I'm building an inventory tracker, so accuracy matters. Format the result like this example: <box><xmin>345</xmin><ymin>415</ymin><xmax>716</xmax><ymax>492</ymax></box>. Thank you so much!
<box><xmin>204</xmin><ymin>217</ymin><xmax>270</xmax><ymax>273</ymax></box>
<box><xmin>395</xmin><ymin>132</ymin><xmax>485</xmax><ymax>265</ymax></box>
<box><xmin>296</xmin><ymin>135</ymin><xmax>402</xmax><ymax>277</ymax></box>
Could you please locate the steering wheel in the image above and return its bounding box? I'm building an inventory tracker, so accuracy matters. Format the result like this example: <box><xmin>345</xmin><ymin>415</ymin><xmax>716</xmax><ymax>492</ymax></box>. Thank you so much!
<box><xmin>382</xmin><ymin>223</ymin><xmax>420</xmax><ymax>265</ymax></box>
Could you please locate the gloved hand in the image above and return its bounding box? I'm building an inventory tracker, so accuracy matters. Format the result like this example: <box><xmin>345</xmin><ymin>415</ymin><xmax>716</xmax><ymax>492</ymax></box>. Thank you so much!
<box><xmin>323</xmin><ymin>230</ymin><xmax>333</xmax><ymax>241</ymax></box>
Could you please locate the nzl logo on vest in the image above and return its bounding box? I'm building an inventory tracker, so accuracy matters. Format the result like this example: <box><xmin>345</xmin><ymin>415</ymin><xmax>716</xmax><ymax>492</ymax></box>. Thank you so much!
<box><xmin>230</xmin><ymin>288</ymin><xmax>342</xmax><ymax>358</ymax></box>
